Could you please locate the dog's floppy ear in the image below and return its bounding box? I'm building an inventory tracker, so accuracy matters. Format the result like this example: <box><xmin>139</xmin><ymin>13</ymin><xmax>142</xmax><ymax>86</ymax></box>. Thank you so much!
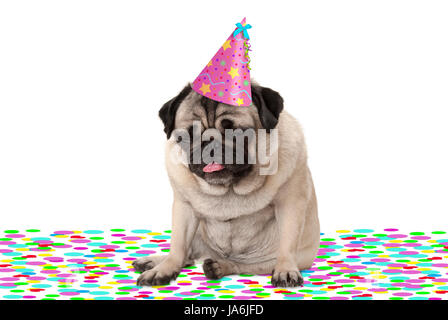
<box><xmin>251</xmin><ymin>85</ymin><xmax>284</xmax><ymax>130</ymax></box>
<box><xmin>158</xmin><ymin>85</ymin><xmax>192</xmax><ymax>139</ymax></box>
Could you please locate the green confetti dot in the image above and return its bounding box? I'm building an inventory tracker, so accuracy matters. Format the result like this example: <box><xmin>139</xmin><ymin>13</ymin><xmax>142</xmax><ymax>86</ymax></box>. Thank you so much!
<box><xmin>110</xmin><ymin>229</ymin><xmax>125</xmax><ymax>232</ymax></box>
<box><xmin>317</xmin><ymin>266</ymin><xmax>333</xmax><ymax>270</ymax></box>
<box><xmin>373</xmin><ymin>234</ymin><xmax>388</xmax><ymax>237</ymax></box>
<box><xmin>4</xmin><ymin>230</ymin><xmax>19</xmax><ymax>234</ymax></box>
<box><xmin>190</xmin><ymin>290</ymin><xmax>204</xmax><ymax>293</ymax></box>
<box><xmin>26</xmin><ymin>229</ymin><xmax>40</xmax><ymax>232</ymax></box>
<box><xmin>218</xmin><ymin>91</ymin><xmax>224</xmax><ymax>97</ymax></box>
<box><xmin>410</xmin><ymin>232</ymin><xmax>425</xmax><ymax>235</ymax></box>
<box><xmin>220</xmin><ymin>60</ymin><xmax>226</xmax><ymax>66</ymax></box>
<box><xmin>52</xmin><ymin>243</ymin><xmax>65</xmax><ymax>246</ymax></box>
<box><xmin>243</xmin><ymin>80</ymin><xmax>249</xmax><ymax>86</ymax></box>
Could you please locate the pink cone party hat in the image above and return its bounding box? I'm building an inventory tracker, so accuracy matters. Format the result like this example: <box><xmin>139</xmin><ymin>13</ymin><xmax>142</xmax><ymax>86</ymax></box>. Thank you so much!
<box><xmin>192</xmin><ymin>18</ymin><xmax>252</xmax><ymax>107</ymax></box>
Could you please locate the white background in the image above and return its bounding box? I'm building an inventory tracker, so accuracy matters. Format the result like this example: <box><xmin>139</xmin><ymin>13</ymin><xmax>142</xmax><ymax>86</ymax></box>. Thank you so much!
<box><xmin>1</xmin><ymin>1</ymin><xmax>447</xmax><ymax>232</ymax></box>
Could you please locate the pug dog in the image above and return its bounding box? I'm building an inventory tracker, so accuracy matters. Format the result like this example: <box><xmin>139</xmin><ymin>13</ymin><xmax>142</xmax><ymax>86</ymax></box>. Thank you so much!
<box><xmin>133</xmin><ymin>82</ymin><xmax>320</xmax><ymax>287</ymax></box>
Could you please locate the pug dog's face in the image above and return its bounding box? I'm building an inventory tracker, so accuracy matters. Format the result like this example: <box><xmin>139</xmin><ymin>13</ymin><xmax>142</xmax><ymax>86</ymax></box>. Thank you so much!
<box><xmin>159</xmin><ymin>83</ymin><xmax>284</xmax><ymax>187</ymax></box>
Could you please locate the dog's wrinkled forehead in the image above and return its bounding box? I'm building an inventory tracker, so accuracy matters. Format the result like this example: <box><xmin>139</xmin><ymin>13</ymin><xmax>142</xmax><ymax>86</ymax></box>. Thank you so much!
<box><xmin>175</xmin><ymin>90</ymin><xmax>259</xmax><ymax>131</ymax></box>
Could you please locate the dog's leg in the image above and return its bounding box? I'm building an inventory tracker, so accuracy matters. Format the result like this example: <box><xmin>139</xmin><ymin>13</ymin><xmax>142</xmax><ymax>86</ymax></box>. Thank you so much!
<box><xmin>202</xmin><ymin>259</ymin><xmax>276</xmax><ymax>279</ymax></box>
<box><xmin>270</xmin><ymin>185</ymin><xmax>309</xmax><ymax>287</ymax></box>
<box><xmin>136</xmin><ymin>199</ymin><xmax>198</xmax><ymax>286</ymax></box>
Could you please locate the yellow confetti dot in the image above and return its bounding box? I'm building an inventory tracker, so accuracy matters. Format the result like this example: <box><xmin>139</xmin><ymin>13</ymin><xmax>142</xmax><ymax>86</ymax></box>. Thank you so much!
<box><xmin>336</xmin><ymin>230</ymin><xmax>351</xmax><ymax>233</ymax></box>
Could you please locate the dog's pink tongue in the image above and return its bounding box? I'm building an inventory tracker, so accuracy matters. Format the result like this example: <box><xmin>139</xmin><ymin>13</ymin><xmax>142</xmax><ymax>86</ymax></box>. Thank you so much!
<box><xmin>203</xmin><ymin>162</ymin><xmax>225</xmax><ymax>173</ymax></box>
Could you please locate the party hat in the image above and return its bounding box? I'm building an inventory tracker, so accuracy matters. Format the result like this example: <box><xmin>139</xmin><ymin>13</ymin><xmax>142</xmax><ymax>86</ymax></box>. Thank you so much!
<box><xmin>192</xmin><ymin>18</ymin><xmax>252</xmax><ymax>107</ymax></box>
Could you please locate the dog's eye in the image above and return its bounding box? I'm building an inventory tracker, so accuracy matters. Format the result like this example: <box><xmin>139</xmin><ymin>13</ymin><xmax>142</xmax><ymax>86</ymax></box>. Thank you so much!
<box><xmin>221</xmin><ymin>119</ymin><xmax>234</xmax><ymax>130</ymax></box>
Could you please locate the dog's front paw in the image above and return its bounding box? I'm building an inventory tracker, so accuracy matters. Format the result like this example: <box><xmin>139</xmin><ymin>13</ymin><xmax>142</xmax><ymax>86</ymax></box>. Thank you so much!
<box><xmin>136</xmin><ymin>266</ymin><xmax>179</xmax><ymax>287</ymax></box>
<box><xmin>271</xmin><ymin>268</ymin><xmax>303</xmax><ymax>288</ymax></box>
<box><xmin>132</xmin><ymin>256</ymin><xmax>163</xmax><ymax>273</ymax></box>
<box><xmin>202</xmin><ymin>259</ymin><xmax>225</xmax><ymax>280</ymax></box>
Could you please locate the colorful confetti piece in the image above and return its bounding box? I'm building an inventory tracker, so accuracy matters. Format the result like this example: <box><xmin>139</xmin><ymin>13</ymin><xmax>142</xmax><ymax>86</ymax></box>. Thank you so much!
<box><xmin>0</xmin><ymin>229</ymin><xmax>447</xmax><ymax>300</ymax></box>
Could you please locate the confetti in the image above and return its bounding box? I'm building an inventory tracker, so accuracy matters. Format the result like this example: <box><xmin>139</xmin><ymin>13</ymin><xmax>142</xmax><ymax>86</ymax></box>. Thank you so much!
<box><xmin>0</xmin><ymin>229</ymin><xmax>447</xmax><ymax>300</ymax></box>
